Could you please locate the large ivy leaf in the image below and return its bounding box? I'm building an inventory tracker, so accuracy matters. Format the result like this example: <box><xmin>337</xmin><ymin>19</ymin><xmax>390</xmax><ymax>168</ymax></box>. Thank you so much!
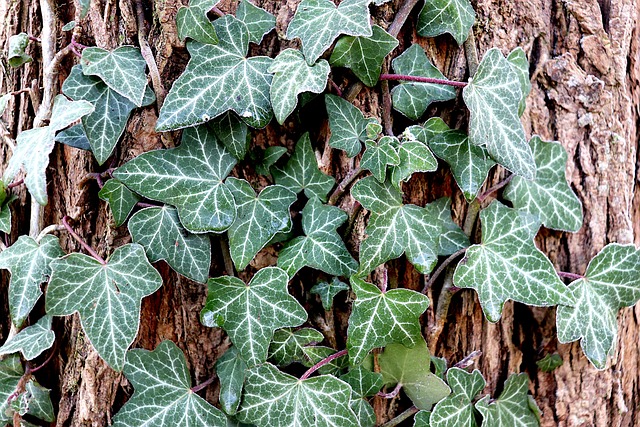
<box><xmin>201</xmin><ymin>267</ymin><xmax>307</xmax><ymax>366</ymax></box>
<box><xmin>114</xmin><ymin>124</ymin><xmax>237</xmax><ymax>233</ymax></box>
<box><xmin>360</xmin><ymin>136</ymin><xmax>400</xmax><ymax>182</ymax></box>
<box><xmin>157</xmin><ymin>15</ymin><xmax>274</xmax><ymax>131</ymax></box>
<box><xmin>507</xmin><ymin>47</ymin><xmax>531</xmax><ymax>116</ymax></box>
<box><xmin>98</xmin><ymin>179</ymin><xmax>141</xmax><ymax>227</ymax></box>
<box><xmin>46</xmin><ymin>243</ymin><xmax>163</xmax><ymax>370</ymax></box>
<box><xmin>463</xmin><ymin>48</ymin><xmax>535</xmax><ymax>179</ymax></box>
<box><xmin>341</xmin><ymin>366</ymin><xmax>382</xmax><ymax>427</ymax></box>
<box><xmin>216</xmin><ymin>346</ymin><xmax>247</xmax><ymax>415</ymax></box>
<box><xmin>278</xmin><ymin>197</ymin><xmax>358</xmax><ymax>277</ymax></box>
<box><xmin>325</xmin><ymin>94</ymin><xmax>376</xmax><ymax>158</ymax></box>
<box><xmin>0</xmin><ymin>355</ymin><xmax>23</xmax><ymax>424</ymax></box>
<box><xmin>0</xmin><ymin>315</ymin><xmax>55</xmax><ymax>360</ymax></box>
<box><xmin>112</xmin><ymin>340</ymin><xmax>227</xmax><ymax>427</ymax></box>
<box><xmin>391</xmin><ymin>45</ymin><xmax>457</xmax><ymax>120</ymax></box>
<box><xmin>55</xmin><ymin>123</ymin><xmax>91</xmax><ymax>151</ymax></box>
<box><xmin>286</xmin><ymin>0</ymin><xmax>372</xmax><ymax>65</ymax></box>
<box><xmin>128</xmin><ymin>206</ymin><xmax>211</xmax><ymax>283</ymax></box>
<box><xmin>176</xmin><ymin>0</ymin><xmax>220</xmax><ymax>45</ymax></box>
<box><xmin>430</xmin><ymin>368</ymin><xmax>485</xmax><ymax>427</ymax></box>
<box><xmin>269</xmin><ymin>49</ymin><xmax>330</xmax><ymax>124</ymax></box>
<box><xmin>390</xmin><ymin>131</ymin><xmax>438</xmax><ymax>187</ymax></box>
<box><xmin>453</xmin><ymin>201</ymin><xmax>574</xmax><ymax>322</ymax></box>
<box><xmin>556</xmin><ymin>244</ymin><xmax>640</xmax><ymax>369</ymax></box>
<box><xmin>236</xmin><ymin>0</ymin><xmax>276</xmax><ymax>44</ymax></box>
<box><xmin>417</xmin><ymin>0</ymin><xmax>475</xmax><ymax>45</ymax></box>
<box><xmin>272</xmin><ymin>133</ymin><xmax>335</xmax><ymax>202</ymax></box>
<box><xmin>210</xmin><ymin>112</ymin><xmax>250</xmax><ymax>160</ymax></box>
<box><xmin>311</xmin><ymin>277</ymin><xmax>350</xmax><ymax>310</ymax></box>
<box><xmin>3</xmin><ymin>95</ymin><xmax>94</xmax><ymax>205</ymax></box>
<box><xmin>330</xmin><ymin>25</ymin><xmax>398</xmax><ymax>87</ymax></box>
<box><xmin>0</xmin><ymin>235</ymin><xmax>64</xmax><ymax>328</ymax></box>
<box><xmin>268</xmin><ymin>328</ymin><xmax>324</xmax><ymax>366</ymax></box>
<box><xmin>503</xmin><ymin>136</ymin><xmax>583</xmax><ymax>232</ymax></box>
<box><xmin>347</xmin><ymin>276</ymin><xmax>430</xmax><ymax>365</ymax></box>
<box><xmin>8</xmin><ymin>33</ymin><xmax>32</xmax><ymax>67</ymax></box>
<box><xmin>237</xmin><ymin>363</ymin><xmax>359</xmax><ymax>426</ymax></box>
<box><xmin>475</xmin><ymin>374</ymin><xmax>540</xmax><ymax>427</ymax></box>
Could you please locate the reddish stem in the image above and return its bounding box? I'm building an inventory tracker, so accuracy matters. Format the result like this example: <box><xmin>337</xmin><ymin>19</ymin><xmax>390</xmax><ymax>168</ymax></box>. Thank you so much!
<box><xmin>377</xmin><ymin>382</ymin><xmax>402</xmax><ymax>399</ymax></box>
<box><xmin>329</xmin><ymin>79</ymin><xmax>343</xmax><ymax>97</ymax></box>
<box><xmin>9</xmin><ymin>88</ymin><xmax>31</xmax><ymax>96</ymax></box>
<box><xmin>557</xmin><ymin>271</ymin><xmax>584</xmax><ymax>281</ymax></box>
<box><xmin>379</xmin><ymin>74</ymin><xmax>468</xmax><ymax>88</ymax></box>
<box><xmin>300</xmin><ymin>349</ymin><xmax>348</xmax><ymax>380</ymax></box>
<box><xmin>191</xmin><ymin>374</ymin><xmax>216</xmax><ymax>393</ymax></box>
<box><xmin>453</xmin><ymin>350</ymin><xmax>482</xmax><ymax>369</ymax></box>
<box><xmin>62</xmin><ymin>216</ymin><xmax>106</xmax><ymax>265</ymax></box>
<box><xmin>28</xmin><ymin>35</ymin><xmax>40</xmax><ymax>42</ymax></box>
<box><xmin>210</xmin><ymin>6</ymin><xmax>224</xmax><ymax>16</ymax></box>
<box><xmin>29</xmin><ymin>341</ymin><xmax>57</xmax><ymax>373</ymax></box>
<box><xmin>70</xmin><ymin>37</ymin><xmax>88</xmax><ymax>49</ymax></box>
<box><xmin>477</xmin><ymin>174</ymin><xmax>514</xmax><ymax>202</ymax></box>
<box><xmin>422</xmin><ymin>247</ymin><xmax>467</xmax><ymax>293</ymax></box>
<box><xmin>7</xmin><ymin>178</ymin><xmax>24</xmax><ymax>189</ymax></box>
<box><xmin>137</xmin><ymin>201</ymin><xmax>162</xmax><ymax>209</ymax></box>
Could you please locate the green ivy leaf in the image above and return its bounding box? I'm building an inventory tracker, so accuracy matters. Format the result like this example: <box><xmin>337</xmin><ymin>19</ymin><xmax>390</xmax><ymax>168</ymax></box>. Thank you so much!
<box><xmin>201</xmin><ymin>267</ymin><xmax>307</xmax><ymax>366</ymax></box>
<box><xmin>311</xmin><ymin>277</ymin><xmax>350</xmax><ymax>310</ymax></box>
<box><xmin>128</xmin><ymin>206</ymin><xmax>211</xmax><ymax>283</ymax></box>
<box><xmin>463</xmin><ymin>48</ymin><xmax>535</xmax><ymax>179</ymax></box>
<box><xmin>157</xmin><ymin>15</ymin><xmax>273</xmax><ymax>130</ymax></box>
<box><xmin>286</xmin><ymin>0</ymin><xmax>372</xmax><ymax>65</ymax></box>
<box><xmin>391</xmin><ymin>45</ymin><xmax>457</xmax><ymax>120</ymax></box>
<box><xmin>114</xmin><ymin>125</ymin><xmax>237</xmax><ymax>233</ymax></box>
<box><xmin>98</xmin><ymin>179</ymin><xmax>141</xmax><ymax>227</ymax></box>
<box><xmin>0</xmin><ymin>195</ymin><xmax>15</xmax><ymax>234</ymax></box>
<box><xmin>268</xmin><ymin>328</ymin><xmax>324</xmax><ymax>366</ymax></box>
<box><xmin>503</xmin><ymin>136</ymin><xmax>583</xmax><ymax>232</ymax></box>
<box><xmin>176</xmin><ymin>0</ymin><xmax>220</xmax><ymax>45</ymax></box>
<box><xmin>431</xmin><ymin>197</ymin><xmax>469</xmax><ymax>256</ymax></box>
<box><xmin>432</xmin><ymin>356</ymin><xmax>448</xmax><ymax>379</ymax></box>
<box><xmin>210</xmin><ymin>112</ymin><xmax>250</xmax><ymax>160</ymax></box>
<box><xmin>417</xmin><ymin>0</ymin><xmax>475</xmax><ymax>45</ymax></box>
<box><xmin>341</xmin><ymin>366</ymin><xmax>382</xmax><ymax>427</ymax></box>
<box><xmin>112</xmin><ymin>340</ymin><xmax>227</xmax><ymax>427</ymax></box>
<box><xmin>556</xmin><ymin>243</ymin><xmax>640</xmax><ymax>369</ymax></box>
<box><xmin>475</xmin><ymin>374</ymin><xmax>540</xmax><ymax>427</ymax></box>
<box><xmin>46</xmin><ymin>243</ymin><xmax>163</xmax><ymax>370</ymax></box>
<box><xmin>301</xmin><ymin>346</ymin><xmax>349</xmax><ymax>375</ymax></box>
<box><xmin>390</xmin><ymin>133</ymin><xmax>438</xmax><ymax>187</ymax></box>
<box><xmin>55</xmin><ymin>123</ymin><xmax>92</xmax><ymax>151</ymax></box>
<box><xmin>414</xmin><ymin>411</ymin><xmax>431</xmax><ymax>427</ymax></box>
<box><xmin>0</xmin><ymin>315</ymin><xmax>54</xmax><ymax>360</ymax></box>
<box><xmin>255</xmin><ymin>146</ymin><xmax>288</xmax><ymax>176</ymax></box>
<box><xmin>330</xmin><ymin>25</ymin><xmax>398</xmax><ymax>87</ymax></box>
<box><xmin>0</xmin><ymin>93</ymin><xmax>11</xmax><ymax>116</ymax></box>
<box><xmin>236</xmin><ymin>0</ymin><xmax>276</xmax><ymax>44</ymax></box>
<box><xmin>216</xmin><ymin>346</ymin><xmax>247</xmax><ymax>415</ymax></box>
<box><xmin>17</xmin><ymin>380</ymin><xmax>55</xmax><ymax>422</ymax></box>
<box><xmin>78</xmin><ymin>0</ymin><xmax>91</xmax><ymax>19</ymax></box>
<box><xmin>62</xmin><ymin>20</ymin><xmax>76</xmax><ymax>31</ymax></box>
<box><xmin>0</xmin><ymin>355</ymin><xmax>22</xmax><ymax>424</ymax></box>
<box><xmin>361</xmin><ymin>136</ymin><xmax>400</xmax><ymax>182</ymax></box>
<box><xmin>536</xmin><ymin>353</ymin><xmax>563</xmax><ymax>372</ymax></box>
<box><xmin>507</xmin><ymin>47</ymin><xmax>531</xmax><ymax>116</ymax></box>
<box><xmin>278</xmin><ymin>197</ymin><xmax>358</xmax><ymax>277</ymax></box>
<box><xmin>237</xmin><ymin>362</ymin><xmax>359</xmax><ymax>426</ymax></box>
<box><xmin>8</xmin><ymin>33</ymin><xmax>32</xmax><ymax>67</ymax></box>
<box><xmin>430</xmin><ymin>368</ymin><xmax>485</xmax><ymax>427</ymax></box>
<box><xmin>453</xmin><ymin>201</ymin><xmax>574</xmax><ymax>322</ymax></box>
<box><xmin>0</xmin><ymin>235</ymin><xmax>64</xmax><ymax>328</ymax></box>
<box><xmin>325</xmin><ymin>94</ymin><xmax>376</xmax><ymax>158</ymax></box>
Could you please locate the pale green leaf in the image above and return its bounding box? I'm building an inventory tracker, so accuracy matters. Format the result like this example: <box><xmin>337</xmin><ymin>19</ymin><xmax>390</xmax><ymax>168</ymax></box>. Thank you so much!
<box><xmin>475</xmin><ymin>374</ymin><xmax>540</xmax><ymax>427</ymax></box>
<box><xmin>366</xmin><ymin>122</ymin><xmax>382</xmax><ymax>139</ymax></box>
<box><xmin>62</xmin><ymin>21</ymin><xmax>76</xmax><ymax>31</ymax></box>
<box><xmin>256</xmin><ymin>146</ymin><xmax>288</xmax><ymax>176</ymax></box>
<box><xmin>507</xmin><ymin>47</ymin><xmax>531</xmax><ymax>116</ymax></box>
<box><xmin>325</xmin><ymin>94</ymin><xmax>376</xmax><ymax>157</ymax></box>
<box><xmin>268</xmin><ymin>328</ymin><xmax>324</xmax><ymax>366</ymax></box>
<box><xmin>217</xmin><ymin>346</ymin><xmax>247</xmax><ymax>415</ymax></box>
<box><xmin>0</xmin><ymin>93</ymin><xmax>11</xmax><ymax>115</ymax></box>
<box><xmin>536</xmin><ymin>354</ymin><xmax>563</xmax><ymax>372</ymax></box>
<box><xmin>414</xmin><ymin>411</ymin><xmax>431</xmax><ymax>427</ymax></box>
<box><xmin>176</xmin><ymin>0</ymin><xmax>220</xmax><ymax>45</ymax></box>
<box><xmin>55</xmin><ymin>123</ymin><xmax>91</xmax><ymax>151</ymax></box>
<box><xmin>311</xmin><ymin>277</ymin><xmax>350</xmax><ymax>310</ymax></box>
<box><xmin>417</xmin><ymin>0</ymin><xmax>475</xmax><ymax>45</ymax></box>
<box><xmin>360</xmin><ymin>136</ymin><xmax>400</xmax><ymax>182</ymax></box>
<box><xmin>430</xmin><ymin>368</ymin><xmax>485</xmax><ymax>427</ymax></box>
<box><xmin>78</xmin><ymin>0</ymin><xmax>91</xmax><ymax>18</ymax></box>
<box><xmin>0</xmin><ymin>196</ymin><xmax>14</xmax><ymax>234</ymax></box>
<box><xmin>0</xmin><ymin>315</ymin><xmax>55</xmax><ymax>360</ymax></box>
<box><xmin>236</xmin><ymin>0</ymin><xmax>276</xmax><ymax>44</ymax></box>
<box><xmin>432</xmin><ymin>356</ymin><xmax>447</xmax><ymax>379</ymax></box>
<box><xmin>0</xmin><ymin>355</ymin><xmax>22</xmax><ymax>424</ymax></box>
<box><xmin>210</xmin><ymin>112</ymin><xmax>250</xmax><ymax>160</ymax></box>
<box><xmin>98</xmin><ymin>179</ymin><xmax>141</xmax><ymax>227</ymax></box>
<box><xmin>8</xmin><ymin>33</ymin><xmax>32</xmax><ymax>67</ymax></box>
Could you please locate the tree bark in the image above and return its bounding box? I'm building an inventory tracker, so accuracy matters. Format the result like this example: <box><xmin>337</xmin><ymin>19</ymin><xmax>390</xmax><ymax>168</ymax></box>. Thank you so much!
<box><xmin>0</xmin><ymin>0</ymin><xmax>638</xmax><ymax>426</ymax></box>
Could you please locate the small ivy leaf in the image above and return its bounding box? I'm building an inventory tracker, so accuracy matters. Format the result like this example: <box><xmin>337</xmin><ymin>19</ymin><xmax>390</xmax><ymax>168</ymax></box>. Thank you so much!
<box><xmin>46</xmin><ymin>243</ymin><xmax>163</xmax><ymax>370</ymax></box>
<box><xmin>98</xmin><ymin>179</ymin><xmax>141</xmax><ymax>227</ymax></box>
<box><xmin>301</xmin><ymin>346</ymin><xmax>349</xmax><ymax>375</ymax></box>
<box><xmin>3</xmin><ymin>95</ymin><xmax>94</xmax><ymax>205</ymax></box>
<box><xmin>361</xmin><ymin>136</ymin><xmax>401</xmax><ymax>182</ymax></box>
<box><xmin>128</xmin><ymin>206</ymin><xmax>212</xmax><ymax>283</ymax></box>
<box><xmin>378</xmin><ymin>339</ymin><xmax>451</xmax><ymax>410</ymax></box>
<box><xmin>414</xmin><ymin>411</ymin><xmax>431</xmax><ymax>426</ymax></box>
<box><xmin>475</xmin><ymin>374</ymin><xmax>540</xmax><ymax>427</ymax></box>
<box><xmin>0</xmin><ymin>355</ymin><xmax>23</xmax><ymax>424</ymax></box>
<box><xmin>341</xmin><ymin>365</ymin><xmax>383</xmax><ymax>397</ymax></box>
<box><xmin>237</xmin><ymin>363</ymin><xmax>359</xmax><ymax>426</ymax></box>
<box><xmin>330</xmin><ymin>25</ymin><xmax>398</xmax><ymax>87</ymax></box>
<box><xmin>463</xmin><ymin>48</ymin><xmax>535</xmax><ymax>179</ymax></box>
<box><xmin>210</xmin><ymin>112</ymin><xmax>250</xmax><ymax>160</ymax></box>
<box><xmin>390</xmin><ymin>134</ymin><xmax>438</xmax><ymax>187</ymax></box>
<box><xmin>268</xmin><ymin>328</ymin><xmax>324</xmax><ymax>366</ymax></box>
<box><xmin>325</xmin><ymin>94</ymin><xmax>376</xmax><ymax>158</ymax></box>
<box><xmin>278</xmin><ymin>197</ymin><xmax>358</xmax><ymax>277</ymax></box>
<box><xmin>255</xmin><ymin>146</ymin><xmax>288</xmax><ymax>176</ymax></box>
<box><xmin>391</xmin><ymin>45</ymin><xmax>457</xmax><ymax>120</ymax></box>
<box><xmin>272</xmin><ymin>133</ymin><xmax>335</xmax><ymax>202</ymax></box>
<box><xmin>62</xmin><ymin>20</ymin><xmax>76</xmax><ymax>31</ymax></box>
<box><xmin>366</xmin><ymin>122</ymin><xmax>383</xmax><ymax>140</ymax></box>
<box><xmin>176</xmin><ymin>0</ymin><xmax>220</xmax><ymax>45</ymax></box>
<box><xmin>8</xmin><ymin>33</ymin><xmax>32</xmax><ymax>67</ymax></box>
<box><xmin>0</xmin><ymin>235</ymin><xmax>64</xmax><ymax>328</ymax></box>
<box><xmin>55</xmin><ymin>123</ymin><xmax>92</xmax><ymax>151</ymax></box>
<box><xmin>216</xmin><ymin>346</ymin><xmax>247</xmax><ymax>415</ymax></box>
<box><xmin>431</xmin><ymin>356</ymin><xmax>448</xmax><ymax>379</ymax></box>
<box><xmin>286</xmin><ymin>0</ymin><xmax>373</xmax><ymax>65</ymax></box>
<box><xmin>556</xmin><ymin>243</ymin><xmax>640</xmax><ymax>369</ymax></box>
<box><xmin>347</xmin><ymin>276</ymin><xmax>430</xmax><ymax>365</ymax></box>
<box><xmin>0</xmin><ymin>195</ymin><xmax>16</xmax><ymax>234</ymax></box>
<box><xmin>507</xmin><ymin>47</ymin><xmax>531</xmax><ymax>116</ymax></box>
<box><xmin>503</xmin><ymin>136</ymin><xmax>583</xmax><ymax>232</ymax></box>
<box><xmin>417</xmin><ymin>0</ymin><xmax>475</xmax><ymax>45</ymax></box>
<box><xmin>111</xmin><ymin>341</ymin><xmax>227</xmax><ymax>427</ymax></box>
<box><xmin>310</xmin><ymin>277</ymin><xmax>350</xmax><ymax>310</ymax></box>
<box><xmin>536</xmin><ymin>353</ymin><xmax>563</xmax><ymax>373</ymax></box>
<box><xmin>453</xmin><ymin>201</ymin><xmax>574</xmax><ymax>323</ymax></box>
<box><xmin>18</xmin><ymin>379</ymin><xmax>55</xmax><ymax>422</ymax></box>
<box><xmin>430</xmin><ymin>197</ymin><xmax>469</xmax><ymax>256</ymax></box>
<box><xmin>430</xmin><ymin>368</ymin><xmax>485</xmax><ymax>427</ymax></box>
<box><xmin>0</xmin><ymin>315</ymin><xmax>55</xmax><ymax>360</ymax></box>
<box><xmin>114</xmin><ymin>124</ymin><xmax>237</xmax><ymax>233</ymax></box>
<box><xmin>157</xmin><ymin>15</ymin><xmax>274</xmax><ymax>131</ymax></box>
<box><xmin>236</xmin><ymin>0</ymin><xmax>276</xmax><ymax>44</ymax></box>
<box><xmin>78</xmin><ymin>0</ymin><xmax>91</xmax><ymax>18</ymax></box>
<box><xmin>201</xmin><ymin>267</ymin><xmax>307</xmax><ymax>366</ymax></box>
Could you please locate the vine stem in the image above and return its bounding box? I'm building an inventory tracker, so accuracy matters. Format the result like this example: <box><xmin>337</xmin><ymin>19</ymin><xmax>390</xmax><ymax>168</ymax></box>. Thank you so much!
<box><xmin>557</xmin><ymin>271</ymin><xmax>584</xmax><ymax>280</ymax></box>
<box><xmin>377</xmin><ymin>382</ymin><xmax>402</xmax><ymax>399</ymax></box>
<box><xmin>379</xmin><ymin>74</ymin><xmax>468</xmax><ymax>88</ymax></box>
<box><xmin>300</xmin><ymin>349</ymin><xmax>347</xmax><ymax>380</ymax></box>
<box><xmin>476</xmin><ymin>174</ymin><xmax>514</xmax><ymax>202</ymax></box>
<box><xmin>422</xmin><ymin>247</ymin><xmax>467</xmax><ymax>293</ymax></box>
<box><xmin>136</xmin><ymin>201</ymin><xmax>162</xmax><ymax>209</ymax></box>
<box><xmin>191</xmin><ymin>375</ymin><xmax>216</xmax><ymax>393</ymax></box>
<box><xmin>7</xmin><ymin>179</ymin><xmax>24</xmax><ymax>189</ymax></box>
<box><xmin>36</xmin><ymin>224</ymin><xmax>66</xmax><ymax>242</ymax></box>
<box><xmin>135</xmin><ymin>0</ymin><xmax>167</xmax><ymax>109</ymax></box>
<box><xmin>62</xmin><ymin>216</ymin><xmax>106</xmax><ymax>265</ymax></box>
<box><xmin>380</xmin><ymin>406</ymin><xmax>419</xmax><ymax>427</ymax></box>
<box><xmin>328</xmin><ymin>167</ymin><xmax>363</xmax><ymax>205</ymax></box>
<box><xmin>453</xmin><ymin>350</ymin><xmax>482</xmax><ymax>369</ymax></box>
<box><xmin>219</xmin><ymin>236</ymin><xmax>236</xmax><ymax>277</ymax></box>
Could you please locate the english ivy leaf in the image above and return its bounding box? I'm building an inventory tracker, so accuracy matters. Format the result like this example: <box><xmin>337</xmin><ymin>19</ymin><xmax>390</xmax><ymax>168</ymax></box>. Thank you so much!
<box><xmin>128</xmin><ymin>206</ymin><xmax>211</xmax><ymax>283</ymax></box>
<box><xmin>417</xmin><ymin>0</ymin><xmax>475</xmax><ymax>45</ymax></box>
<box><xmin>210</xmin><ymin>112</ymin><xmax>250</xmax><ymax>160</ymax></box>
<box><xmin>311</xmin><ymin>277</ymin><xmax>350</xmax><ymax>310</ymax></box>
<box><xmin>507</xmin><ymin>47</ymin><xmax>531</xmax><ymax>116</ymax></box>
<box><xmin>360</xmin><ymin>136</ymin><xmax>400</xmax><ymax>182</ymax></box>
<box><xmin>0</xmin><ymin>315</ymin><xmax>55</xmax><ymax>360</ymax></box>
<box><xmin>176</xmin><ymin>0</ymin><xmax>220</xmax><ymax>45</ymax></box>
<box><xmin>18</xmin><ymin>380</ymin><xmax>55</xmax><ymax>422</ymax></box>
<box><xmin>62</xmin><ymin>21</ymin><xmax>76</xmax><ymax>31</ymax></box>
<box><xmin>0</xmin><ymin>235</ymin><xmax>64</xmax><ymax>328</ymax></box>
<box><xmin>8</xmin><ymin>33</ymin><xmax>32</xmax><ymax>67</ymax></box>
<box><xmin>378</xmin><ymin>339</ymin><xmax>451</xmax><ymax>410</ymax></box>
<box><xmin>55</xmin><ymin>123</ymin><xmax>92</xmax><ymax>151</ymax></box>
<box><xmin>157</xmin><ymin>15</ymin><xmax>274</xmax><ymax>130</ymax></box>
<box><xmin>475</xmin><ymin>374</ymin><xmax>540</xmax><ymax>427</ymax></box>
<box><xmin>201</xmin><ymin>267</ymin><xmax>307</xmax><ymax>366</ymax></box>
<box><xmin>301</xmin><ymin>346</ymin><xmax>349</xmax><ymax>375</ymax></box>
<box><xmin>432</xmin><ymin>356</ymin><xmax>448</xmax><ymax>379</ymax></box>
<box><xmin>430</xmin><ymin>197</ymin><xmax>469</xmax><ymax>256</ymax></box>
<box><xmin>389</xmin><ymin>138</ymin><xmax>438</xmax><ymax>187</ymax></box>
<box><xmin>236</xmin><ymin>0</ymin><xmax>276</xmax><ymax>44</ymax></box>
<box><xmin>237</xmin><ymin>363</ymin><xmax>359</xmax><ymax>426</ymax></box>
<box><xmin>341</xmin><ymin>365</ymin><xmax>383</xmax><ymax>397</ymax></box>
<box><xmin>330</xmin><ymin>25</ymin><xmax>398</xmax><ymax>87</ymax></box>
<box><xmin>112</xmin><ymin>340</ymin><xmax>227</xmax><ymax>427</ymax></box>
<box><xmin>256</xmin><ymin>146</ymin><xmax>288</xmax><ymax>176</ymax></box>
<box><xmin>78</xmin><ymin>0</ymin><xmax>91</xmax><ymax>19</ymax></box>
<box><xmin>268</xmin><ymin>328</ymin><xmax>324</xmax><ymax>366</ymax></box>
<box><xmin>536</xmin><ymin>353</ymin><xmax>563</xmax><ymax>372</ymax></box>
<box><xmin>463</xmin><ymin>48</ymin><xmax>535</xmax><ymax>179</ymax></box>
<box><xmin>98</xmin><ymin>179</ymin><xmax>141</xmax><ymax>227</ymax></box>
<box><xmin>0</xmin><ymin>355</ymin><xmax>22</xmax><ymax>424</ymax></box>
<box><xmin>3</xmin><ymin>95</ymin><xmax>94</xmax><ymax>205</ymax></box>
<box><xmin>114</xmin><ymin>124</ymin><xmax>237</xmax><ymax>233</ymax></box>
<box><xmin>278</xmin><ymin>197</ymin><xmax>358</xmax><ymax>277</ymax></box>
<box><xmin>414</xmin><ymin>411</ymin><xmax>431</xmax><ymax>427</ymax></box>
<box><xmin>503</xmin><ymin>136</ymin><xmax>583</xmax><ymax>232</ymax></box>
<box><xmin>46</xmin><ymin>243</ymin><xmax>163</xmax><ymax>370</ymax></box>
<box><xmin>453</xmin><ymin>201</ymin><xmax>574</xmax><ymax>323</ymax></box>
<box><xmin>350</xmin><ymin>399</ymin><xmax>376</xmax><ymax>427</ymax></box>
<box><xmin>391</xmin><ymin>45</ymin><xmax>457</xmax><ymax>120</ymax></box>
<box><xmin>272</xmin><ymin>133</ymin><xmax>335</xmax><ymax>202</ymax></box>
<box><xmin>430</xmin><ymin>368</ymin><xmax>485</xmax><ymax>427</ymax></box>
<box><xmin>325</xmin><ymin>94</ymin><xmax>376</xmax><ymax>158</ymax></box>
<box><xmin>269</xmin><ymin>49</ymin><xmax>330</xmax><ymax>124</ymax></box>
<box><xmin>556</xmin><ymin>243</ymin><xmax>640</xmax><ymax>369</ymax></box>
<box><xmin>217</xmin><ymin>346</ymin><xmax>247</xmax><ymax>415</ymax></box>
<box><xmin>347</xmin><ymin>276</ymin><xmax>430</xmax><ymax>365</ymax></box>
<box><xmin>286</xmin><ymin>0</ymin><xmax>373</xmax><ymax>65</ymax></box>
<box><xmin>0</xmin><ymin>195</ymin><xmax>15</xmax><ymax>234</ymax></box>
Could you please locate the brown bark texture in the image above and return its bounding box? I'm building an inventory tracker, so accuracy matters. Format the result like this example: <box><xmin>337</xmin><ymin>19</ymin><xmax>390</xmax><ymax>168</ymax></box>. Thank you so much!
<box><xmin>0</xmin><ymin>0</ymin><xmax>639</xmax><ymax>426</ymax></box>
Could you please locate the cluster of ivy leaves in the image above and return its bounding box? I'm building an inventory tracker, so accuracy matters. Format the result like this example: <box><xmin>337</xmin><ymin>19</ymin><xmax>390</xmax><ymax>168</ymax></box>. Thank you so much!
<box><xmin>1</xmin><ymin>0</ymin><xmax>640</xmax><ymax>426</ymax></box>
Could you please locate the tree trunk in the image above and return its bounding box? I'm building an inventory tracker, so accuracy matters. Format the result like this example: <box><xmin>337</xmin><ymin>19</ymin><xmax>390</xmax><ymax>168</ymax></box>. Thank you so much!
<box><xmin>0</xmin><ymin>0</ymin><xmax>638</xmax><ymax>426</ymax></box>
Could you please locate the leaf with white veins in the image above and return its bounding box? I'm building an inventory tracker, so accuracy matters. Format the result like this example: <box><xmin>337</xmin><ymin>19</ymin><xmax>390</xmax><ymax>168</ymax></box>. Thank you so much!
<box><xmin>0</xmin><ymin>315</ymin><xmax>55</xmax><ymax>360</ymax></box>
<box><xmin>0</xmin><ymin>355</ymin><xmax>23</xmax><ymax>424</ymax></box>
<box><xmin>268</xmin><ymin>328</ymin><xmax>324</xmax><ymax>366</ymax></box>
<box><xmin>389</xmin><ymin>131</ymin><xmax>438</xmax><ymax>187</ymax></box>
<box><xmin>216</xmin><ymin>346</ymin><xmax>247</xmax><ymax>415</ymax></box>
<box><xmin>210</xmin><ymin>112</ymin><xmax>250</xmax><ymax>160</ymax></box>
<box><xmin>360</xmin><ymin>136</ymin><xmax>400</xmax><ymax>182</ymax></box>
<box><xmin>430</xmin><ymin>368</ymin><xmax>485</xmax><ymax>427</ymax></box>
<box><xmin>98</xmin><ymin>179</ymin><xmax>141</xmax><ymax>227</ymax></box>
<box><xmin>417</xmin><ymin>0</ymin><xmax>475</xmax><ymax>45</ymax></box>
<box><xmin>176</xmin><ymin>0</ymin><xmax>220</xmax><ymax>45</ymax></box>
<box><xmin>236</xmin><ymin>0</ymin><xmax>276</xmax><ymax>44</ymax></box>
<box><xmin>475</xmin><ymin>374</ymin><xmax>540</xmax><ymax>427</ymax></box>
<box><xmin>311</xmin><ymin>277</ymin><xmax>350</xmax><ymax>310</ymax></box>
<box><xmin>507</xmin><ymin>47</ymin><xmax>531</xmax><ymax>116</ymax></box>
<box><xmin>325</xmin><ymin>94</ymin><xmax>376</xmax><ymax>157</ymax></box>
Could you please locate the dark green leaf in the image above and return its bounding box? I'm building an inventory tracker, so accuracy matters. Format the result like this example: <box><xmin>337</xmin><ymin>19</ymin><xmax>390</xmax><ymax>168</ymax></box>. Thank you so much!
<box><xmin>311</xmin><ymin>277</ymin><xmax>350</xmax><ymax>310</ymax></box>
<box><xmin>176</xmin><ymin>0</ymin><xmax>220</xmax><ymax>45</ymax></box>
<box><xmin>0</xmin><ymin>315</ymin><xmax>55</xmax><ymax>360</ymax></box>
<box><xmin>98</xmin><ymin>179</ymin><xmax>141</xmax><ymax>227</ymax></box>
<box><xmin>417</xmin><ymin>0</ymin><xmax>475</xmax><ymax>45</ymax></box>
<box><xmin>236</xmin><ymin>0</ymin><xmax>276</xmax><ymax>44</ymax></box>
<box><xmin>325</xmin><ymin>94</ymin><xmax>376</xmax><ymax>158</ymax></box>
<box><xmin>217</xmin><ymin>346</ymin><xmax>247</xmax><ymax>415</ymax></box>
<box><xmin>430</xmin><ymin>368</ymin><xmax>485</xmax><ymax>427</ymax></box>
<box><xmin>268</xmin><ymin>328</ymin><xmax>324</xmax><ymax>366</ymax></box>
<box><xmin>536</xmin><ymin>354</ymin><xmax>563</xmax><ymax>373</ymax></box>
<box><xmin>475</xmin><ymin>374</ymin><xmax>540</xmax><ymax>427</ymax></box>
<box><xmin>360</xmin><ymin>136</ymin><xmax>400</xmax><ymax>182</ymax></box>
<box><xmin>8</xmin><ymin>33</ymin><xmax>32</xmax><ymax>67</ymax></box>
<box><xmin>210</xmin><ymin>112</ymin><xmax>250</xmax><ymax>160</ymax></box>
